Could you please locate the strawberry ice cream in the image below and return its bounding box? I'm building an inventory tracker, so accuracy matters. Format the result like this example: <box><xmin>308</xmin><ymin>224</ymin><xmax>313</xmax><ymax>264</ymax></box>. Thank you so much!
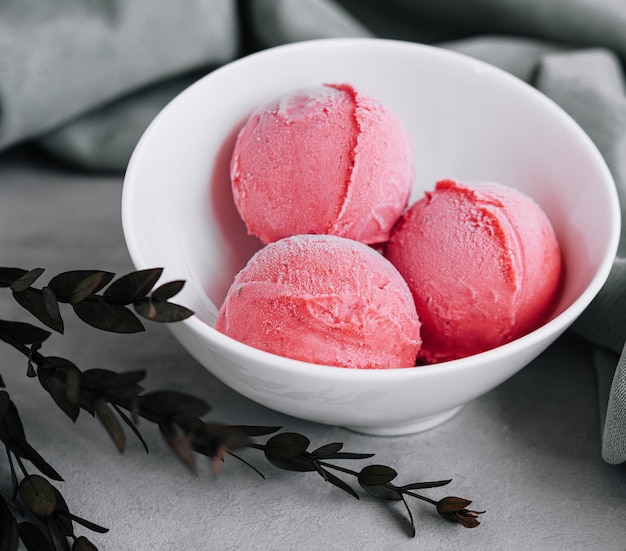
<box><xmin>216</xmin><ymin>234</ymin><xmax>421</xmax><ymax>369</ymax></box>
<box><xmin>230</xmin><ymin>83</ymin><xmax>414</xmax><ymax>245</ymax></box>
<box><xmin>384</xmin><ymin>179</ymin><xmax>562</xmax><ymax>363</ymax></box>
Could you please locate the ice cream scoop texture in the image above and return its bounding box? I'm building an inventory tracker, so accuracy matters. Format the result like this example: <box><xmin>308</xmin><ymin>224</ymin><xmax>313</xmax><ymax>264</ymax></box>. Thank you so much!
<box><xmin>230</xmin><ymin>83</ymin><xmax>414</xmax><ymax>244</ymax></box>
<box><xmin>216</xmin><ymin>234</ymin><xmax>422</xmax><ymax>369</ymax></box>
<box><xmin>220</xmin><ymin>83</ymin><xmax>563</xmax><ymax>368</ymax></box>
<box><xmin>384</xmin><ymin>179</ymin><xmax>562</xmax><ymax>363</ymax></box>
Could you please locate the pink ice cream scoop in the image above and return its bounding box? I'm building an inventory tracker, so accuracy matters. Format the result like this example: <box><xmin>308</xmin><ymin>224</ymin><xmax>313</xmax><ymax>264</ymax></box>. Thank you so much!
<box><xmin>229</xmin><ymin>83</ymin><xmax>414</xmax><ymax>245</ymax></box>
<box><xmin>216</xmin><ymin>234</ymin><xmax>421</xmax><ymax>369</ymax></box>
<box><xmin>384</xmin><ymin>179</ymin><xmax>562</xmax><ymax>364</ymax></box>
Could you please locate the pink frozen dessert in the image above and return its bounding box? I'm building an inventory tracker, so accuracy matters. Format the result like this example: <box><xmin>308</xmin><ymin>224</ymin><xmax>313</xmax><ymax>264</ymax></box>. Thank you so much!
<box><xmin>230</xmin><ymin>83</ymin><xmax>414</xmax><ymax>245</ymax></box>
<box><xmin>384</xmin><ymin>179</ymin><xmax>562</xmax><ymax>364</ymax></box>
<box><xmin>216</xmin><ymin>234</ymin><xmax>421</xmax><ymax>369</ymax></box>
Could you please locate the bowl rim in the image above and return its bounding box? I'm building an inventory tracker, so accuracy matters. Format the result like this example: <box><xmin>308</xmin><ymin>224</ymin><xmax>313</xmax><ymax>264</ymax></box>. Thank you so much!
<box><xmin>123</xmin><ymin>37</ymin><xmax>622</xmax><ymax>381</ymax></box>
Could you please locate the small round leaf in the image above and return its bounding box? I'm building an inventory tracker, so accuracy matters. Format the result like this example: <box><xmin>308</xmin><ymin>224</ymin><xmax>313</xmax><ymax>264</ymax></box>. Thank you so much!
<box><xmin>264</xmin><ymin>432</ymin><xmax>310</xmax><ymax>461</ymax></box>
<box><xmin>10</xmin><ymin>267</ymin><xmax>45</xmax><ymax>292</ymax></box>
<box><xmin>73</xmin><ymin>536</ymin><xmax>99</xmax><ymax>551</ymax></box>
<box><xmin>134</xmin><ymin>298</ymin><xmax>193</xmax><ymax>323</ymax></box>
<box><xmin>73</xmin><ymin>300</ymin><xmax>145</xmax><ymax>333</ymax></box>
<box><xmin>151</xmin><ymin>280</ymin><xmax>185</xmax><ymax>301</ymax></box>
<box><xmin>18</xmin><ymin>475</ymin><xmax>57</xmax><ymax>518</ymax></box>
<box><xmin>358</xmin><ymin>464</ymin><xmax>398</xmax><ymax>486</ymax></box>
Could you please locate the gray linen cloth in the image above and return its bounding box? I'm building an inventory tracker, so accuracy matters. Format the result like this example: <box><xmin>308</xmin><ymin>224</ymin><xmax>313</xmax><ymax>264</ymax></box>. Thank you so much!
<box><xmin>1</xmin><ymin>0</ymin><xmax>625</xmax><ymax>464</ymax></box>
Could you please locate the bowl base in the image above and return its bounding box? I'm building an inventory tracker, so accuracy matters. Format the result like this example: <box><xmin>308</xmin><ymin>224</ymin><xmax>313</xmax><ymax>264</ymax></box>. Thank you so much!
<box><xmin>343</xmin><ymin>406</ymin><xmax>463</xmax><ymax>436</ymax></box>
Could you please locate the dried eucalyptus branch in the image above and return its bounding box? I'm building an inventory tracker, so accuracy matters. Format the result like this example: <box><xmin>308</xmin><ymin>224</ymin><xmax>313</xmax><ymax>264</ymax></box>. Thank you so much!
<box><xmin>254</xmin><ymin>432</ymin><xmax>484</xmax><ymax>535</ymax></box>
<box><xmin>0</xmin><ymin>266</ymin><xmax>484</xmax><ymax>551</ymax></box>
<box><xmin>0</xmin><ymin>266</ymin><xmax>193</xmax><ymax>335</ymax></box>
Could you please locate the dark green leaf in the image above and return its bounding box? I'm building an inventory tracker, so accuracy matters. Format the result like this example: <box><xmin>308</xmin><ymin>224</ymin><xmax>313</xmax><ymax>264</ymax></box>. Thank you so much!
<box><xmin>72</xmin><ymin>536</ymin><xmax>100</xmax><ymax>551</ymax></box>
<box><xmin>47</xmin><ymin>271</ymin><xmax>114</xmax><ymax>302</ymax></box>
<box><xmin>94</xmin><ymin>399</ymin><xmax>125</xmax><ymax>452</ymax></box>
<box><xmin>0</xmin><ymin>320</ymin><xmax>51</xmax><ymax>346</ymax></box>
<box><xmin>13</xmin><ymin>441</ymin><xmax>63</xmax><ymax>482</ymax></box>
<box><xmin>77</xmin><ymin>395</ymin><xmax>95</xmax><ymax>417</ymax></box>
<box><xmin>7</xmin><ymin>455</ymin><xmax>18</xmax><ymax>498</ymax></box>
<box><xmin>264</xmin><ymin>432</ymin><xmax>310</xmax><ymax>461</ymax></box>
<box><xmin>26</xmin><ymin>346</ymin><xmax>38</xmax><ymax>377</ymax></box>
<box><xmin>42</xmin><ymin>288</ymin><xmax>63</xmax><ymax>332</ymax></box>
<box><xmin>0</xmin><ymin>399</ymin><xmax>28</xmax><ymax>449</ymax></box>
<box><xmin>325</xmin><ymin>451</ymin><xmax>376</xmax><ymax>460</ymax></box>
<box><xmin>0</xmin><ymin>497</ymin><xmax>19</xmax><ymax>551</ymax></box>
<box><xmin>0</xmin><ymin>267</ymin><xmax>28</xmax><ymax>288</ymax></box>
<box><xmin>266</xmin><ymin>455</ymin><xmax>317</xmax><ymax>473</ymax></box>
<box><xmin>78</xmin><ymin>369</ymin><xmax>112</xmax><ymax>389</ymax></box>
<box><xmin>358</xmin><ymin>465</ymin><xmax>402</xmax><ymax>502</ymax></box>
<box><xmin>47</xmin><ymin>516</ymin><xmax>70</xmax><ymax>551</ymax></box>
<box><xmin>312</xmin><ymin>443</ymin><xmax>374</xmax><ymax>461</ymax></box>
<box><xmin>401</xmin><ymin>479</ymin><xmax>452</xmax><ymax>491</ymax></box>
<box><xmin>400</xmin><ymin>495</ymin><xmax>417</xmax><ymax>538</ymax></box>
<box><xmin>0</xmin><ymin>391</ymin><xmax>10</xmax><ymax>422</ymax></box>
<box><xmin>18</xmin><ymin>475</ymin><xmax>57</xmax><ymax>518</ymax></box>
<box><xmin>103</xmin><ymin>268</ymin><xmax>163</xmax><ymax>304</ymax></box>
<box><xmin>311</xmin><ymin>442</ymin><xmax>343</xmax><ymax>458</ymax></box>
<box><xmin>226</xmin><ymin>451</ymin><xmax>267</xmax><ymax>479</ymax></box>
<box><xmin>18</xmin><ymin>521</ymin><xmax>55</xmax><ymax>551</ymax></box>
<box><xmin>203</xmin><ymin>422</ymin><xmax>251</xmax><ymax>451</ymax></box>
<box><xmin>137</xmin><ymin>391</ymin><xmax>210</xmax><ymax>424</ymax></box>
<box><xmin>73</xmin><ymin>300</ymin><xmax>144</xmax><ymax>333</ymax></box>
<box><xmin>1</xmin><ymin>490</ymin><xmax>19</xmax><ymax>512</ymax></box>
<box><xmin>189</xmin><ymin>421</ymin><xmax>250</xmax><ymax>457</ymax></box>
<box><xmin>56</xmin><ymin>510</ymin><xmax>109</xmax><ymax>534</ymax></box>
<box><xmin>134</xmin><ymin>298</ymin><xmax>193</xmax><ymax>323</ymax></box>
<box><xmin>111</xmin><ymin>404</ymin><xmax>148</xmax><ymax>453</ymax></box>
<box><xmin>263</xmin><ymin>433</ymin><xmax>317</xmax><ymax>471</ymax></box>
<box><xmin>12</xmin><ymin>289</ymin><xmax>64</xmax><ymax>333</ymax></box>
<box><xmin>151</xmin><ymin>280</ymin><xmax>185</xmax><ymax>301</ymax></box>
<box><xmin>359</xmin><ymin>482</ymin><xmax>402</xmax><ymax>501</ymax></box>
<box><xmin>358</xmin><ymin>465</ymin><xmax>398</xmax><ymax>486</ymax></box>
<box><xmin>79</xmin><ymin>369</ymin><xmax>145</xmax><ymax>405</ymax></box>
<box><xmin>159</xmin><ymin>422</ymin><xmax>196</xmax><ymax>471</ymax></box>
<box><xmin>317</xmin><ymin>467</ymin><xmax>359</xmax><ymax>499</ymax></box>
<box><xmin>50</xmin><ymin>490</ymin><xmax>72</xmax><ymax>537</ymax></box>
<box><xmin>69</xmin><ymin>273</ymin><xmax>111</xmax><ymax>305</ymax></box>
<box><xmin>37</xmin><ymin>358</ymin><xmax>81</xmax><ymax>422</ymax></box>
<box><xmin>0</xmin><ymin>401</ymin><xmax>57</xmax><ymax>483</ymax></box>
<box><xmin>80</xmin><ymin>369</ymin><xmax>145</xmax><ymax>393</ymax></box>
<box><xmin>10</xmin><ymin>268</ymin><xmax>45</xmax><ymax>292</ymax></box>
<box><xmin>231</xmin><ymin>425</ymin><xmax>281</xmax><ymax>437</ymax></box>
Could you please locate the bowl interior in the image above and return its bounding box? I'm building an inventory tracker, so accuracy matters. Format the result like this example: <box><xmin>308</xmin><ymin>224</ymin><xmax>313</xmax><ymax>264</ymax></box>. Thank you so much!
<box><xmin>123</xmin><ymin>38</ymin><xmax>620</xmax><ymax>363</ymax></box>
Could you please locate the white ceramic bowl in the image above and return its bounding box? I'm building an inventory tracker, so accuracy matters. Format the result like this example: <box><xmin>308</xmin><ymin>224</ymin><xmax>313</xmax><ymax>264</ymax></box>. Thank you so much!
<box><xmin>122</xmin><ymin>38</ymin><xmax>620</xmax><ymax>435</ymax></box>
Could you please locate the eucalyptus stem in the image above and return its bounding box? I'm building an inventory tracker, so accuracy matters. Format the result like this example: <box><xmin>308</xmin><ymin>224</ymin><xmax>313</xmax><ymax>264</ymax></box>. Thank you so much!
<box><xmin>0</xmin><ymin>266</ymin><xmax>484</xmax><ymax>551</ymax></box>
<box><xmin>318</xmin><ymin>460</ymin><xmax>359</xmax><ymax>477</ymax></box>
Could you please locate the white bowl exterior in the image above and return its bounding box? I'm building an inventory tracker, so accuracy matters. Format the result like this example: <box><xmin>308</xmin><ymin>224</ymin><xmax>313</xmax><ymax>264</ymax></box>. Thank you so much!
<box><xmin>123</xmin><ymin>38</ymin><xmax>620</xmax><ymax>433</ymax></box>
<box><xmin>167</xmin><ymin>319</ymin><xmax>552</xmax><ymax>431</ymax></box>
